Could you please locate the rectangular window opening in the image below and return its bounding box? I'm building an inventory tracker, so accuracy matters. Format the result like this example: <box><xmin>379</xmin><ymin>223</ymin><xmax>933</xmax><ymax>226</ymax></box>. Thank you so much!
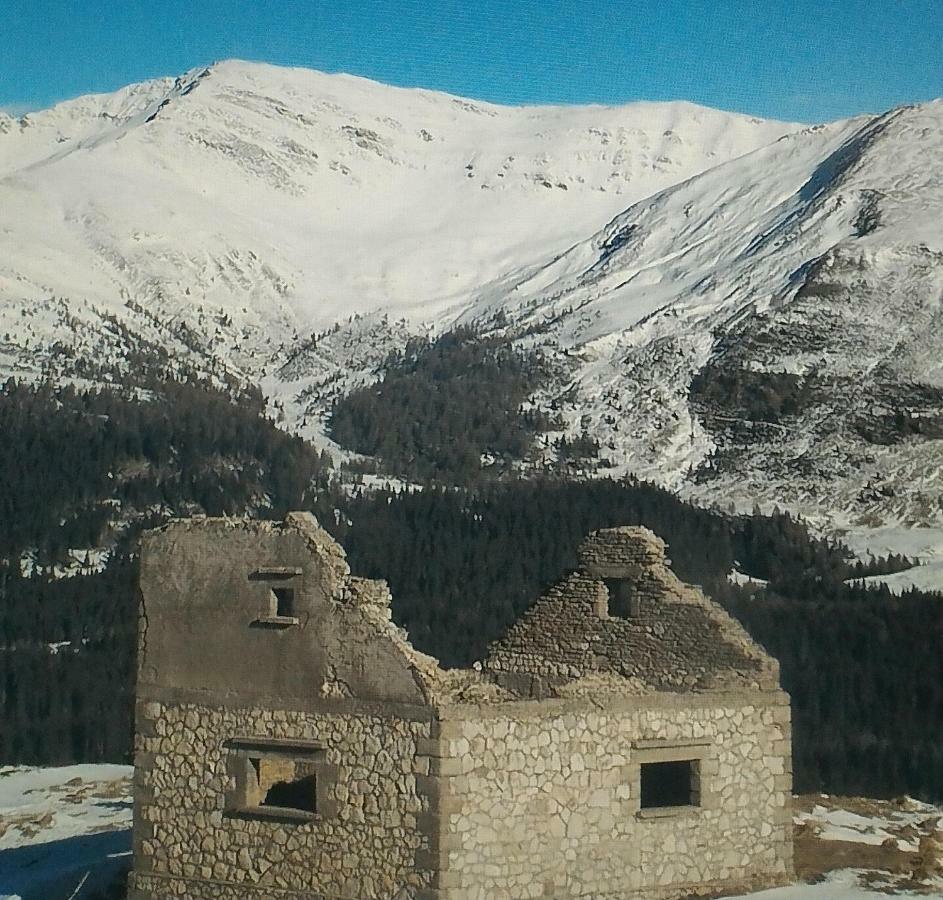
<box><xmin>272</xmin><ymin>587</ymin><xmax>295</xmax><ymax>618</ymax></box>
<box><xmin>249</xmin><ymin>569</ymin><xmax>302</xmax><ymax>627</ymax></box>
<box><xmin>604</xmin><ymin>578</ymin><xmax>640</xmax><ymax>618</ymax></box>
<box><xmin>249</xmin><ymin>757</ymin><xmax>317</xmax><ymax>814</ymax></box>
<box><xmin>225</xmin><ymin>738</ymin><xmax>331</xmax><ymax>822</ymax></box>
<box><xmin>640</xmin><ymin>759</ymin><xmax>699</xmax><ymax>809</ymax></box>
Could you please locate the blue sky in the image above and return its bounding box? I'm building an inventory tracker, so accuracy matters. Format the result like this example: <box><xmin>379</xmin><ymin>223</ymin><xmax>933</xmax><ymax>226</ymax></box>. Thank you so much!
<box><xmin>2</xmin><ymin>0</ymin><xmax>941</xmax><ymax>122</ymax></box>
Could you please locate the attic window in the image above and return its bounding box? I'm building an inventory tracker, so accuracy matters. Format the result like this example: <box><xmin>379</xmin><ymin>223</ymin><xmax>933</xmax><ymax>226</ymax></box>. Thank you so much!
<box><xmin>250</xmin><ymin>567</ymin><xmax>302</xmax><ymax>627</ymax></box>
<box><xmin>605</xmin><ymin>578</ymin><xmax>640</xmax><ymax>618</ymax></box>
<box><xmin>272</xmin><ymin>587</ymin><xmax>294</xmax><ymax>618</ymax></box>
<box><xmin>640</xmin><ymin>760</ymin><xmax>699</xmax><ymax>809</ymax></box>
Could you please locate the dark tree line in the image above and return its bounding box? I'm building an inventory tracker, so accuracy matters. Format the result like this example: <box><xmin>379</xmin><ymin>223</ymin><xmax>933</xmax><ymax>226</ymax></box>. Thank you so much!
<box><xmin>1</xmin><ymin>379</ymin><xmax>941</xmax><ymax>803</ymax></box>
<box><xmin>0</xmin><ymin>376</ymin><xmax>330</xmax><ymax>763</ymax></box>
<box><xmin>0</xmin><ymin>376</ymin><xmax>329</xmax><ymax>565</ymax></box>
<box><xmin>328</xmin><ymin>327</ymin><xmax>559</xmax><ymax>480</ymax></box>
<box><xmin>723</xmin><ymin>581</ymin><xmax>943</xmax><ymax>800</ymax></box>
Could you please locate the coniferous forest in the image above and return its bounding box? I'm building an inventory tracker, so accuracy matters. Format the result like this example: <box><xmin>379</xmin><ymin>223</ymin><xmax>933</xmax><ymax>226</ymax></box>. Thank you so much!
<box><xmin>327</xmin><ymin>327</ymin><xmax>558</xmax><ymax>480</ymax></box>
<box><xmin>0</xmin><ymin>379</ymin><xmax>942</xmax><ymax>803</ymax></box>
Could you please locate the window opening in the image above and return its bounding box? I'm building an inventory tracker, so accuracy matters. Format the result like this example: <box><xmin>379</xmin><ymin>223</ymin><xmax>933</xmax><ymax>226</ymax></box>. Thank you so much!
<box><xmin>225</xmin><ymin>738</ymin><xmax>331</xmax><ymax>821</ymax></box>
<box><xmin>272</xmin><ymin>587</ymin><xmax>294</xmax><ymax>618</ymax></box>
<box><xmin>605</xmin><ymin>578</ymin><xmax>640</xmax><ymax>618</ymax></box>
<box><xmin>640</xmin><ymin>760</ymin><xmax>698</xmax><ymax>808</ymax></box>
<box><xmin>249</xmin><ymin>568</ymin><xmax>302</xmax><ymax>626</ymax></box>
<box><xmin>250</xmin><ymin>758</ymin><xmax>316</xmax><ymax>813</ymax></box>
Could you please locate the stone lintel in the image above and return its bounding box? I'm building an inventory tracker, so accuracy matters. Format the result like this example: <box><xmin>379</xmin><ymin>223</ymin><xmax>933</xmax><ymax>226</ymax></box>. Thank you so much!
<box><xmin>633</xmin><ymin>737</ymin><xmax>713</xmax><ymax>750</ymax></box>
<box><xmin>633</xmin><ymin>743</ymin><xmax>710</xmax><ymax>764</ymax></box>
<box><xmin>582</xmin><ymin>563</ymin><xmax>641</xmax><ymax>580</ymax></box>
<box><xmin>635</xmin><ymin>804</ymin><xmax>703</xmax><ymax>820</ymax></box>
<box><xmin>224</xmin><ymin>736</ymin><xmax>327</xmax><ymax>756</ymax></box>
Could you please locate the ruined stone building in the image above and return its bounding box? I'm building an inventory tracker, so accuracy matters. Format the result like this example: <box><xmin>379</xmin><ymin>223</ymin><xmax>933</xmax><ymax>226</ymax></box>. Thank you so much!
<box><xmin>129</xmin><ymin>513</ymin><xmax>793</xmax><ymax>900</ymax></box>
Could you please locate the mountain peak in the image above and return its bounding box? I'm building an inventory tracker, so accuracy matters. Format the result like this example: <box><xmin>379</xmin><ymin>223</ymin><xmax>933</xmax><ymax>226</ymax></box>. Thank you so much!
<box><xmin>2</xmin><ymin>65</ymin><xmax>939</xmax><ymax>526</ymax></box>
<box><xmin>0</xmin><ymin>61</ymin><xmax>799</xmax><ymax>329</ymax></box>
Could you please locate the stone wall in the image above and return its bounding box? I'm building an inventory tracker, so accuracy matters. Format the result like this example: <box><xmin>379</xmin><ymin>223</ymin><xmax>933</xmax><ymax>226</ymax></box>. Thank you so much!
<box><xmin>487</xmin><ymin>526</ymin><xmax>779</xmax><ymax>694</ymax></box>
<box><xmin>128</xmin><ymin>698</ymin><xmax>438</xmax><ymax>899</ymax></box>
<box><xmin>130</xmin><ymin>517</ymin><xmax>794</xmax><ymax>899</ymax></box>
<box><xmin>427</xmin><ymin>690</ymin><xmax>793</xmax><ymax>900</ymax></box>
<box><xmin>130</xmin><ymin>513</ymin><xmax>449</xmax><ymax>899</ymax></box>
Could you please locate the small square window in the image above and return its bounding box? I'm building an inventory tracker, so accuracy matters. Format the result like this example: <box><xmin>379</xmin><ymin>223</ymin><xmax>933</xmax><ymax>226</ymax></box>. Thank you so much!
<box><xmin>640</xmin><ymin>760</ymin><xmax>699</xmax><ymax>808</ymax></box>
<box><xmin>249</xmin><ymin>568</ymin><xmax>302</xmax><ymax>626</ymax></box>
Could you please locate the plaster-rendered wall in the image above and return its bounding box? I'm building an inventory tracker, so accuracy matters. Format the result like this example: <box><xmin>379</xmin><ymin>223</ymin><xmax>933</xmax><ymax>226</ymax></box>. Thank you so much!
<box><xmin>431</xmin><ymin>690</ymin><xmax>792</xmax><ymax>900</ymax></box>
<box><xmin>128</xmin><ymin>699</ymin><xmax>438</xmax><ymax>899</ymax></box>
<box><xmin>130</xmin><ymin>515</ymin><xmax>447</xmax><ymax>899</ymax></box>
<box><xmin>135</xmin><ymin>517</ymin><xmax>430</xmax><ymax>709</ymax></box>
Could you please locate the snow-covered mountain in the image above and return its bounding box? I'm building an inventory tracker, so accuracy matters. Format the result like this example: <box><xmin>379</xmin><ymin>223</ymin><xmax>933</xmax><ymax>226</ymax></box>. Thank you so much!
<box><xmin>2</xmin><ymin>59</ymin><xmax>942</xmax><ymax>533</ymax></box>
<box><xmin>456</xmin><ymin>101</ymin><xmax>943</xmax><ymax>530</ymax></box>
<box><xmin>0</xmin><ymin>59</ymin><xmax>791</xmax><ymax>371</ymax></box>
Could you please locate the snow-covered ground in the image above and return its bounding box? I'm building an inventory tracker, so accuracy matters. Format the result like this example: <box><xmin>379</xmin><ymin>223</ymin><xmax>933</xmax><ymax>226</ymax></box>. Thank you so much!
<box><xmin>857</xmin><ymin>563</ymin><xmax>943</xmax><ymax>596</ymax></box>
<box><xmin>0</xmin><ymin>765</ymin><xmax>132</xmax><ymax>900</ymax></box>
<box><xmin>1</xmin><ymin>765</ymin><xmax>940</xmax><ymax>899</ymax></box>
<box><xmin>789</xmin><ymin>795</ymin><xmax>943</xmax><ymax>898</ymax></box>
<box><xmin>838</xmin><ymin>527</ymin><xmax>943</xmax><ymax>596</ymax></box>
<box><xmin>796</xmin><ymin>796</ymin><xmax>940</xmax><ymax>852</ymax></box>
<box><xmin>730</xmin><ymin>869</ymin><xmax>940</xmax><ymax>900</ymax></box>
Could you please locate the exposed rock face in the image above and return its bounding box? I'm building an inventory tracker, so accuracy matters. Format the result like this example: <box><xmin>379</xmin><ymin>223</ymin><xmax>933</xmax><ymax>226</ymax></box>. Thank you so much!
<box><xmin>914</xmin><ymin>820</ymin><xmax>943</xmax><ymax>880</ymax></box>
<box><xmin>129</xmin><ymin>515</ymin><xmax>793</xmax><ymax>899</ymax></box>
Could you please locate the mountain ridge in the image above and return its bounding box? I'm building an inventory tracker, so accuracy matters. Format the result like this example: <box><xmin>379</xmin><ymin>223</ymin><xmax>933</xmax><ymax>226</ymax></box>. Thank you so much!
<box><xmin>1</xmin><ymin>61</ymin><xmax>942</xmax><ymax>533</ymax></box>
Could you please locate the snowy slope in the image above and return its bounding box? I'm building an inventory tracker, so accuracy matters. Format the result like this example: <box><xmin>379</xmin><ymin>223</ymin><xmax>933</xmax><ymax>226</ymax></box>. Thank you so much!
<box><xmin>1</xmin><ymin>61</ymin><xmax>942</xmax><ymax>543</ymax></box>
<box><xmin>0</xmin><ymin>59</ymin><xmax>793</xmax><ymax>380</ymax></box>
<box><xmin>275</xmin><ymin>97</ymin><xmax>943</xmax><ymax>537</ymax></box>
<box><xmin>453</xmin><ymin>101</ymin><xmax>943</xmax><ymax>531</ymax></box>
<box><xmin>840</xmin><ymin>527</ymin><xmax>943</xmax><ymax>596</ymax></box>
<box><xmin>0</xmin><ymin>764</ymin><xmax>131</xmax><ymax>899</ymax></box>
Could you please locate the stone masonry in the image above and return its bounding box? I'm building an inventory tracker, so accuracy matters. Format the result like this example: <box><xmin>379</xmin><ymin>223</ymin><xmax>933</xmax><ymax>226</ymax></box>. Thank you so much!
<box><xmin>129</xmin><ymin>516</ymin><xmax>793</xmax><ymax>899</ymax></box>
